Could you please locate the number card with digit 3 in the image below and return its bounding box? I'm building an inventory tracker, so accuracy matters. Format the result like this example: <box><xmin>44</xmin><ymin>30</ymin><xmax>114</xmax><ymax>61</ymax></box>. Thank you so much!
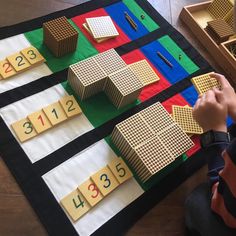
<box><xmin>60</xmin><ymin>189</ymin><xmax>90</xmax><ymax>222</ymax></box>
<box><xmin>91</xmin><ymin>166</ymin><xmax>119</xmax><ymax>196</ymax></box>
<box><xmin>108</xmin><ymin>158</ymin><xmax>133</xmax><ymax>184</ymax></box>
<box><xmin>11</xmin><ymin>118</ymin><xmax>37</xmax><ymax>142</ymax></box>
<box><xmin>59</xmin><ymin>95</ymin><xmax>82</xmax><ymax>118</ymax></box>
<box><xmin>7</xmin><ymin>52</ymin><xmax>30</xmax><ymax>72</ymax></box>
<box><xmin>20</xmin><ymin>46</ymin><xmax>46</xmax><ymax>66</ymax></box>
<box><xmin>0</xmin><ymin>59</ymin><xmax>17</xmax><ymax>79</ymax></box>
<box><xmin>78</xmin><ymin>179</ymin><xmax>103</xmax><ymax>207</ymax></box>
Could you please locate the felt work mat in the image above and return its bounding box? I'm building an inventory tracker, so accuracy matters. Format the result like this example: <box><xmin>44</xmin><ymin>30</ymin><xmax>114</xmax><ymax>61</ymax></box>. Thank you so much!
<box><xmin>0</xmin><ymin>0</ymin><xmax>215</xmax><ymax>235</ymax></box>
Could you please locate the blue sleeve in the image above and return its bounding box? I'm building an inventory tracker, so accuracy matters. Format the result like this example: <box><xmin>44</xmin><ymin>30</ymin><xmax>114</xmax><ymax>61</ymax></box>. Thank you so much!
<box><xmin>202</xmin><ymin>142</ymin><xmax>229</xmax><ymax>186</ymax></box>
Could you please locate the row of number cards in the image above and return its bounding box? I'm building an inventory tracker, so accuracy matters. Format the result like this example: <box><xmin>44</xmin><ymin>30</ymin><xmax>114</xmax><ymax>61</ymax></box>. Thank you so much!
<box><xmin>11</xmin><ymin>95</ymin><xmax>82</xmax><ymax>143</ymax></box>
<box><xmin>60</xmin><ymin>157</ymin><xmax>133</xmax><ymax>222</ymax></box>
<box><xmin>0</xmin><ymin>46</ymin><xmax>45</xmax><ymax>79</ymax></box>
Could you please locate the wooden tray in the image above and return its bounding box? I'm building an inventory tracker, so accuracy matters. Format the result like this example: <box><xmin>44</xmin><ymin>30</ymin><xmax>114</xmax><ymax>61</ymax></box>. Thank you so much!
<box><xmin>180</xmin><ymin>1</ymin><xmax>236</xmax><ymax>85</ymax></box>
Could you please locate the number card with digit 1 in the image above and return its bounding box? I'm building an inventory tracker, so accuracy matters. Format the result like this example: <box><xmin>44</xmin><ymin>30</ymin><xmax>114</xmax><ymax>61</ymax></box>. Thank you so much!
<box><xmin>0</xmin><ymin>59</ymin><xmax>17</xmax><ymax>79</ymax></box>
<box><xmin>43</xmin><ymin>102</ymin><xmax>67</xmax><ymax>126</ymax></box>
<box><xmin>108</xmin><ymin>158</ymin><xmax>133</xmax><ymax>184</ymax></box>
<box><xmin>11</xmin><ymin>118</ymin><xmax>37</xmax><ymax>143</ymax></box>
<box><xmin>59</xmin><ymin>95</ymin><xmax>82</xmax><ymax>118</ymax></box>
<box><xmin>60</xmin><ymin>189</ymin><xmax>90</xmax><ymax>222</ymax></box>
<box><xmin>7</xmin><ymin>52</ymin><xmax>30</xmax><ymax>72</ymax></box>
<box><xmin>28</xmin><ymin>110</ymin><xmax>52</xmax><ymax>134</ymax></box>
<box><xmin>20</xmin><ymin>46</ymin><xmax>45</xmax><ymax>65</ymax></box>
<box><xmin>78</xmin><ymin>179</ymin><xmax>103</xmax><ymax>207</ymax></box>
<box><xmin>91</xmin><ymin>166</ymin><xmax>119</xmax><ymax>196</ymax></box>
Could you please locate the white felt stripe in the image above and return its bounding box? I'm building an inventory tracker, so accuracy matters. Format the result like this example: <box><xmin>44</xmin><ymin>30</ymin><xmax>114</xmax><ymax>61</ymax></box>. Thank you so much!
<box><xmin>43</xmin><ymin>140</ymin><xmax>144</xmax><ymax>236</ymax></box>
<box><xmin>0</xmin><ymin>84</ymin><xmax>93</xmax><ymax>163</ymax></box>
<box><xmin>0</xmin><ymin>34</ymin><xmax>52</xmax><ymax>93</ymax></box>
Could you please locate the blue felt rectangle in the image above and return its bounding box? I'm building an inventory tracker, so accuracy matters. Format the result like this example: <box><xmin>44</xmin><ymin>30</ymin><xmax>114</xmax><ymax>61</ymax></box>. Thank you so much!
<box><xmin>105</xmin><ymin>2</ymin><xmax>149</xmax><ymax>40</ymax></box>
<box><xmin>141</xmin><ymin>41</ymin><xmax>189</xmax><ymax>83</ymax></box>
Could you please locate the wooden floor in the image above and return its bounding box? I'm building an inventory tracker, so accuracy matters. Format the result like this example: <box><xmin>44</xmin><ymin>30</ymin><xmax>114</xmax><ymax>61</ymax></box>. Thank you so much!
<box><xmin>0</xmin><ymin>0</ymin><xmax>225</xmax><ymax>235</ymax></box>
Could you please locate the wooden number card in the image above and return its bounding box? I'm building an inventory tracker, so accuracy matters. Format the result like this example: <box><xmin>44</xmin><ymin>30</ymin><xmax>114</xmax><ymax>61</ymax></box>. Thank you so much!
<box><xmin>11</xmin><ymin>118</ymin><xmax>37</xmax><ymax>143</ymax></box>
<box><xmin>60</xmin><ymin>189</ymin><xmax>90</xmax><ymax>222</ymax></box>
<box><xmin>59</xmin><ymin>95</ymin><xmax>82</xmax><ymax>118</ymax></box>
<box><xmin>7</xmin><ymin>52</ymin><xmax>30</xmax><ymax>72</ymax></box>
<box><xmin>28</xmin><ymin>110</ymin><xmax>52</xmax><ymax>134</ymax></box>
<box><xmin>43</xmin><ymin>102</ymin><xmax>67</xmax><ymax>126</ymax></box>
<box><xmin>108</xmin><ymin>158</ymin><xmax>133</xmax><ymax>184</ymax></box>
<box><xmin>91</xmin><ymin>166</ymin><xmax>119</xmax><ymax>196</ymax></box>
<box><xmin>78</xmin><ymin>179</ymin><xmax>103</xmax><ymax>207</ymax></box>
<box><xmin>20</xmin><ymin>46</ymin><xmax>45</xmax><ymax>65</ymax></box>
<box><xmin>0</xmin><ymin>59</ymin><xmax>17</xmax><ymax>79</ymax></box>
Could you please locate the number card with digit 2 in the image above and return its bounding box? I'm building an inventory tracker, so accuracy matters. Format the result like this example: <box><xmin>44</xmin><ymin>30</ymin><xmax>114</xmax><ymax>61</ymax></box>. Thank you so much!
<box><xmin>59</xmin><ymin>95</ymin><xmax>82</xmax><ymax>118</ymax></box>
<box><xmin>0</xmin><ymin>59</ymin><xmax>17</xmax><ymax>79</ymax></box>
<box><xmin>7</xmin><ymin>52</ymin><xmax>31</xmax><ymax>72</ymax></box>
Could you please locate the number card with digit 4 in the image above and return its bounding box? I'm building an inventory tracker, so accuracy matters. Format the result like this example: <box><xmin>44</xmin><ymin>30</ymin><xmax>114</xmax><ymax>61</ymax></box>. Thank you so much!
<box><xmin>60</xmin><ymin>189</ymin><xmax>90</xmax><ymax>222</ymax></box>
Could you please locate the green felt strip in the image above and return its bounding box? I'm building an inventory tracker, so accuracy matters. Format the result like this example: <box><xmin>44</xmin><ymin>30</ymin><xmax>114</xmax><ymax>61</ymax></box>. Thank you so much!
<box><xmin>158</xmin><ymin>35</ymin><xmax>199</xmax><ymax>74</ymax></box>
<box><xmin>61</xmin><ymin>81</ymin><xmax>140</xmax><ymax>127</ymax></box>
<box><xmin>123</xmin><ymin>0</ymin><xmax>159</xmax><ymax>32</ymax></box>
<box><xmin>106</xmin><ymin>136</ymin><xmax>188</xmax><ymax>191</ymax></box>
<box><xmin>24</xmin><ymin>20</ymin><xmax>98</xmax><ymax>73</ymax></box>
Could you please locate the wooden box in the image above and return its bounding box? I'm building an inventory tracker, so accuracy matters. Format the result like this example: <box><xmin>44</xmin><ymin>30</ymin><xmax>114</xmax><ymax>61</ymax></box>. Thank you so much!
<box><xmin>180</xmin><ymin>1</ymin><xmax>236</xmax><ymax>85</ymax></box>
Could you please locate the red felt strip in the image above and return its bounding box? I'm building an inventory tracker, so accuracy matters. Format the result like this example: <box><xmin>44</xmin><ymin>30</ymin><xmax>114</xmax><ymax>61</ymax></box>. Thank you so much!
<box><xmin>72</xmin><ymin>8</ymin><xmax>130</xmax><ymax>52</ymax></box>
<box><xmin>121</xmin><ymin>50</ymin><xmax>171</xmax><ymax>102</ymax></box>
<box><xmin>162</xmin><ymin>96</ymin><xmax>201</xmax><ymax>156</ymax></box>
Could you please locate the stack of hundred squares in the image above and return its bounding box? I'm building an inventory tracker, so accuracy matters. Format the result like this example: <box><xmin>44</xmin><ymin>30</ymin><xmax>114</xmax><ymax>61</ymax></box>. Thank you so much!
<box><xmin>0</xmin><ymin>0</ymin><xmax>230</xmax><ymax>235</ymax></box>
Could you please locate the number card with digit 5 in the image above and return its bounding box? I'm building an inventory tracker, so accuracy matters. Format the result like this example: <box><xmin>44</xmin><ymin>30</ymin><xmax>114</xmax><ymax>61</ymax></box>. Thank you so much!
<box><xmin>108</xmin><ymin>158</ymin><xmax>133</xmax><ymax>184</ymax></box>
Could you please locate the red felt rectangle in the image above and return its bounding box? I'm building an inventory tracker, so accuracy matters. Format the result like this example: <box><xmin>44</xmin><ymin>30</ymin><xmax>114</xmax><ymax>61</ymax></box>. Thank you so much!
<box><xmin>162</xmin><ymin>96</ymin><xmax>201</xmax><ymax>156</ymax></box>
<box><xmin>121</xmin><ymin>50</ymin><xmax>171</xmax><ymax>102</ymax></box>
<box><xmin>72</xmin><ymin>8</ymin><xmax>130</xmax><ymax>52</ymax></box>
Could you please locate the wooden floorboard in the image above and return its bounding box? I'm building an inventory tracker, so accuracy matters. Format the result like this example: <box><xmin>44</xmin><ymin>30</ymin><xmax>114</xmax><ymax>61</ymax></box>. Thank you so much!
<box><xmin>0</xmin><ymin>0</ymin><xmax>219</xmax><ymax>235</ymax></box>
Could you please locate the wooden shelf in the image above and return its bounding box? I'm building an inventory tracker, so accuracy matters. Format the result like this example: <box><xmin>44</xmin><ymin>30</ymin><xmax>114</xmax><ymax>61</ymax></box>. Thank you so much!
<box><xmin>180</xmin><ymin>1</ymin><xmax>236</xmax><ymax>85</ymax></box>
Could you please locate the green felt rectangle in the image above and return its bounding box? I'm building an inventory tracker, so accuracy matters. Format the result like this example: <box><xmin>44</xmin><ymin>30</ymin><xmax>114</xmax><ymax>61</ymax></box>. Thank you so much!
<box><xmin>158</xmin><ymin>35</ymin><xmax>199</xmax><ymax>74</ymax></box>
<box><xmin>61</xmin><ymin>81</ymin><xmax>140</xmax><ymax>128</ymax></box>
<box><xmin>24</xmin><ymin>20</ymin><xmax>98</xmax><ymax>73</ymax></box>
<box><xmin>106</xmin><ymin>135</ymin><xmax>188</xmax><ymax>191</ymax></box>
<box><xmin>123</xmin><ymin>0</ymin><xmax>159</xmax><ymax>32</ymax></box>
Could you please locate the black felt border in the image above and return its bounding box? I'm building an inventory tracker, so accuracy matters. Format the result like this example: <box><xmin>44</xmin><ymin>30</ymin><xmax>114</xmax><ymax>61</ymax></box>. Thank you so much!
<box><xmin>0</xmin><ymin>0</ymin><xmax>213</xmax><ymax>235</ymax></box>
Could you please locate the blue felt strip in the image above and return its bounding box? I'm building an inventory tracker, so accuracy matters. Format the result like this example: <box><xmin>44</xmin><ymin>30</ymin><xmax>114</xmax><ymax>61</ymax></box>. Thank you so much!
<box><xmin>181</xmin><ymin>86</ymin><xmax>198</xmax><ymax>107</ymax></box>
<box><xmin>181</xmin><ymin>86</ymin><xmax>233</xmax><ymax>127</ymax></box>
<box><xmin>105</xmin><ymin>2</ymin><xmax>149</xmax><ymax>40</ymax></box>
<box><xmin>141</xmin><ymin>41</ymin><xmax>189</xmax><ymax>83</ymax></box>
